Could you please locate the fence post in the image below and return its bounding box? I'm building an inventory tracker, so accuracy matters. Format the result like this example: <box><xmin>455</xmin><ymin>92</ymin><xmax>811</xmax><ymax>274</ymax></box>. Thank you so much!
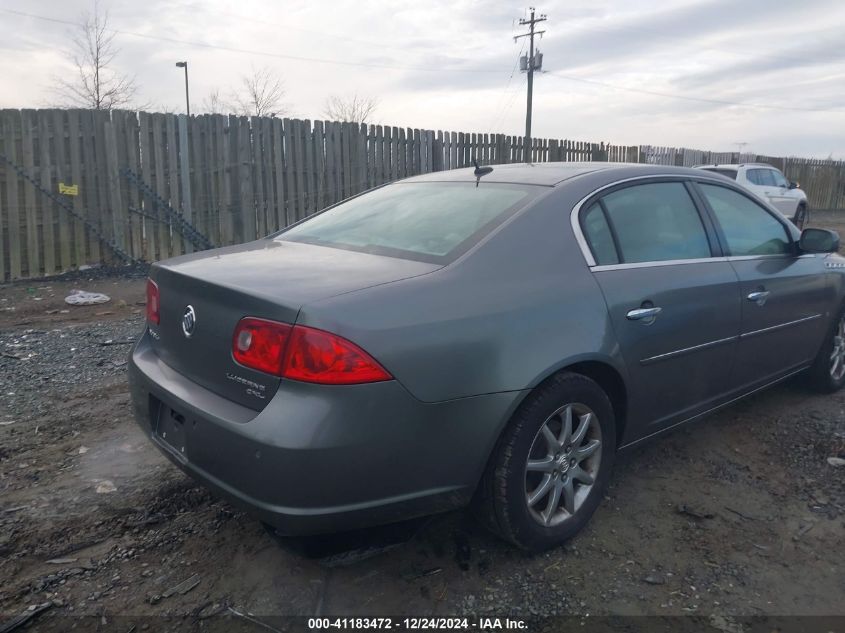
<box><xmin>434</xmin><ymin>131</ymin><xmax>444</xmax><ymax>172</ymax></box>
<box><xmin>178</xmin><ymin>114</ymin><xmax>193</xmax><ymax>252</ymax></box>
<box><xmin>103</xmin><ymin>119</ymin><xmax>126</xmax><ymax>259</ymax></box>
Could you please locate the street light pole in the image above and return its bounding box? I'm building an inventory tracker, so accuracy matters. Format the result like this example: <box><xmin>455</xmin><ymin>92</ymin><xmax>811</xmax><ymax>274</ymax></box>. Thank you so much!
<box><xmin>175</xmin><ymin>61</ymin><xmax>190</xmax><ymax>116</ymax></box>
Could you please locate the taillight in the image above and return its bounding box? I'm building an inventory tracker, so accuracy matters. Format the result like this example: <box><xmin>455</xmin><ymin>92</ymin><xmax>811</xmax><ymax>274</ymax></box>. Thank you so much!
<box><xmin>232</xmin><ymin>318</ymin><xmax>292</xmax><ymax>376</ymax></box>
<box><xmin>231</xmin><ymin>318</ymin><xmax>392</xmax><ymax>385</ymax></box>
<box><xmin>283</xmin><ymin>325</ymin><xmax>392</xmax><ymax>385</ymax></box>
<box><xmin>146</xmin><ymin>279</ymin><xmax>160</xmax><ymax>325</ymax></box>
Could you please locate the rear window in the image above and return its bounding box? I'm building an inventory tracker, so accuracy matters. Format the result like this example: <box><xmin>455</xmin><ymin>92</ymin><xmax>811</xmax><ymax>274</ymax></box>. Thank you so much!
<box><xmin>277</xmin><ymin>182</ymin><xmax>538</xmax><ymax>263</ymax></box>
<box><xmin>700</xmin><ymin>168</ymin><xmax>738</xmax><ymax>180</ymax></box>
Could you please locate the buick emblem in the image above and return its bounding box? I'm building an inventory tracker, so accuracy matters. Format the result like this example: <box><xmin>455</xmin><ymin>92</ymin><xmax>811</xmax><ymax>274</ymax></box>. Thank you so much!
<box><xmin>182</xmin><ymin>305</ymin><xmax>196</xmax><ymax>338</ymax></box>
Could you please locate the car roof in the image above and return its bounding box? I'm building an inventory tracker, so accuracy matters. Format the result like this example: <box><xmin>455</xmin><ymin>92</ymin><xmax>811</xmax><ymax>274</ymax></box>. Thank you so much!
<box><xmin>695</xmin><ymin>163</ymin><xmax>776</xmax><ymax>169</ymax></box>
<box><xmin>696</xmin><ymin>164</ymin><xmax>740</xmax><ymax>170</ymax></box>
<box><xmin>402</xmin><ymin>162</ymin><xmax>716</xmax><ymax>187</ymax></box>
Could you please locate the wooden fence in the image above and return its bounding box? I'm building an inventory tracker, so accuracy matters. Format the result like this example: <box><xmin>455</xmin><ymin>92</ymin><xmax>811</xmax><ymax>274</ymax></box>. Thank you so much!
<box><xmin>1</xmin><ymin>108</ymin><xmax>844</xmax><ymax>282</ymax></box>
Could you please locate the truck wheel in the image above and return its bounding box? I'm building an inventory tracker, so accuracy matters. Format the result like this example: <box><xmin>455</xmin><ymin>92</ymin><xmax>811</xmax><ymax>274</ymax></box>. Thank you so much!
<box><xmin>793</xmin><ymin>204</ymin><xmax>809</xmax><ymax>230</ymax></box>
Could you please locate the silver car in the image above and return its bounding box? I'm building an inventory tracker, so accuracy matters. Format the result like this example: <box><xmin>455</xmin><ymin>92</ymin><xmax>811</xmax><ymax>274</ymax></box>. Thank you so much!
<box><xmin>129</xmin><ymin>162</ymin><xmax>844</xmax><ymax>551</ymax></box>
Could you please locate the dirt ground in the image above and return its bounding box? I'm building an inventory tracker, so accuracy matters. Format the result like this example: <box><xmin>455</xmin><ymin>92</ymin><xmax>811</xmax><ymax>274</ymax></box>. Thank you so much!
<box><xmin>1</xmin><ymin>238</ymin><xmax>844</xmax><ymax>631</ymax></box>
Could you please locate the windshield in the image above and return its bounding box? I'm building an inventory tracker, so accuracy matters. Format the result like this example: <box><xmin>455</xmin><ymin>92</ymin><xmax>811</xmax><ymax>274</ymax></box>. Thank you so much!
<box><xmin>276</xmin><ymin>182</ymin><xmax>539</xmax><ymax>263</ymax></box>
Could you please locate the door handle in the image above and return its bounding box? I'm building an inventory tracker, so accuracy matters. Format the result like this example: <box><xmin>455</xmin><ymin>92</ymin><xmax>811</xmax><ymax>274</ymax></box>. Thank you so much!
<box><xmin>626</xmin><ymin>306</ymin><xmax>662</xmax><ymax>321</ymax></box>
<box><xmin>747</xmin><ymin>290</ymin><xmax>770</xmax><ymax>305</ymax></box>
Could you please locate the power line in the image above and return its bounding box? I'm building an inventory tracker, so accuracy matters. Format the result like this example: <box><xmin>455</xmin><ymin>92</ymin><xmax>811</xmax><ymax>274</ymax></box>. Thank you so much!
<box><xmin>5</xmin><ymin>7</ymin><xmax>842</xmax><ymax>116</ymax></box>
<box><xmin>560</xmin><ymin>17</ymin><xmax>835</xmax><ymax>67</ymax></box>
<box><xmin>0</xmin><ymin>8</ymin><xmax>503</xmax><ymax>75</ymax></box>
<box><xmin>487</xmin><ymin>39</ymin><xmax>526</xmax><ymax>132</ymax></box>
<box><xmin>492</xmin><ymin>77</ymin><xmax>527</xmax><ymax>134</ymax></box>
<box><xmin>181</xmin><ymin>3</ymin><xmax>414</xmax><ymax>53</ymax></box>
<box><xmin>545</xmin><ymin>71</ymin><xmax>845</xmax><ymax>114</ymax></box>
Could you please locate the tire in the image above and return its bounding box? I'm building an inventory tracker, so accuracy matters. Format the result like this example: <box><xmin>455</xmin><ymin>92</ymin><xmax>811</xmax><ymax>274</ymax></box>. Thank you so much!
<box><xmin>474</xmin><ymin>372</ymin><xmax>616</xmax><ymax>552</ymax></box>
<box><xmin>807</xmin><ymin>305</ymin><xmax>845</xmax><ymax>393</ymax></box>
<box><xmin>793</xmin><ymin>204</ymin><xmax>809</xmax><ymax>230</ymax></box>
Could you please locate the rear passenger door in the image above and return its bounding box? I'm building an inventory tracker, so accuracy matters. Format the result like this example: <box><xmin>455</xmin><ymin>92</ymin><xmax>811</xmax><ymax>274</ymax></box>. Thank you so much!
<box><xmin>579</xmin><ymin>179</ymin><xmax>741</xmax><ymax>437</ymax></box>
<box><xmin>694</xmin><ymin>182</ymin><xmax>830</xmax><ymax>389</ymax></box>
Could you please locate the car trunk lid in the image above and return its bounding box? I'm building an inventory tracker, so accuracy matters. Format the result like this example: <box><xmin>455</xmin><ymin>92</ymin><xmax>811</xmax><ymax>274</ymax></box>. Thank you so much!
<box><xmin>148</xmin><ymin>239</ymin><xmax>439</xmax><ymax>410</ymax></box>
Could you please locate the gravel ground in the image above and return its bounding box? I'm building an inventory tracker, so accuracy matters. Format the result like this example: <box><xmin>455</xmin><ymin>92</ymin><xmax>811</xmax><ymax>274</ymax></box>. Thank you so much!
<box><xmin>1</xmin><ymin>276</ymin><xmax>844</xmax><ymax>632</ymax></box>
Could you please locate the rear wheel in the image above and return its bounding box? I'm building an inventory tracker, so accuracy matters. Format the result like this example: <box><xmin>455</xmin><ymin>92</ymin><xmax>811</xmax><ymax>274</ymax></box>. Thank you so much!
<box><xmin>807</xmin><ymin>307</ymin><xmax>845</xmax><ymax>393</ymax></box>
<box><xmin>793</xmin><ymin>203</ymin><xmax>809</xmax><ymax>230</ymax></box>
<box><xmin>475</xmin><ymin>372</ymin><xmax>616</xmax><ymax>551</ymax></box>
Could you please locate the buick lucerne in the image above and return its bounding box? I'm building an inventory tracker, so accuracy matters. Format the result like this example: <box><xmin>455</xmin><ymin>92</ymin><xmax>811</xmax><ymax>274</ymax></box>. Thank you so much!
<box><xmin>129</xmin><ymin>163</ymin><xmax>844</xmax><ymax>551</ymax></box>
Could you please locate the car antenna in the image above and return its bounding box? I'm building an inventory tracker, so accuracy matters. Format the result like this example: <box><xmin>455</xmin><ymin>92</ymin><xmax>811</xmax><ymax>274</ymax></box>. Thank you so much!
<box><xmin>473</xmin><ymin>158</ymin><xmax>493</xmax><ymax>187</ymax></box>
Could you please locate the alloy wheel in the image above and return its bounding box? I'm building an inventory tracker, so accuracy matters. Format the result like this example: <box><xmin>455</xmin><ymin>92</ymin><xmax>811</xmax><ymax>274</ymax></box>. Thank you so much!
<box><xmin>524</xmin><ymin>403</ymin><xmax>602</xmax><ymax>527</ymax></box>
<box><xmin>830</xmin><ymin>316</ymin><xmax>845</xmax><ymax>381</ymax></box>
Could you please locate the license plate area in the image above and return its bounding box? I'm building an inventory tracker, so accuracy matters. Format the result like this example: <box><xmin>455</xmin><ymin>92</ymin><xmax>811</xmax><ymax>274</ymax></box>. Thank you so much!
<box><xmin>155</xmin><ymin>404</ymin><xmax>190</xmax><ymax>458</ymax></box>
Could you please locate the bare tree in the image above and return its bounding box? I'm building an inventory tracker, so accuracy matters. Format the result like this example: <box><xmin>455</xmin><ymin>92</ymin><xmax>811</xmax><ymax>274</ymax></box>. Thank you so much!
<box><xmin>202</xmin><ymin>89</ymin><xmax>225</xmax><ymax>114</ymax></box>
<box><xmin>323</xmin><ymin>93</ymin><xmax>379</xmax><ymax>123</ymax></box>
<box><xmin>229</xmin><ymin>67</ymin><xmax>287</xmax><ymax>117</ymax></box>
<box><xmin>150</xmin><ymin>103</ymin><xmax>177</xmax><ymax>115</ymax></box>
<box><xmin>53</xmin><ymin>1</ymin><xmax>139</xmax><ymax>110</ymax></box>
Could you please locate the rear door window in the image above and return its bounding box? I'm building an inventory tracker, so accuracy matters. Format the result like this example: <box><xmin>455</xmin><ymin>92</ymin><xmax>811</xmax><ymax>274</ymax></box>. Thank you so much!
<box><xmin>581</xmin><ymin>203</ymin><xmax>619</xmax><ymax>265</ymax></box>
<box><xmin>589</xmin><ymin>182</ymin><xmax>712</xmax><ymax>264</ymax></box>
<box><xmin>698</xmin><ymin>184</ymin><xmax>791</xmax><ymax>256</ymax></box>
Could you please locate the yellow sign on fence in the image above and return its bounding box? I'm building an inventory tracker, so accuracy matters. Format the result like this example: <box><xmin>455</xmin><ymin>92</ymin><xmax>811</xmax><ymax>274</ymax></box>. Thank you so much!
<box><xmin>58</xmin><ymin>182</ymin><xmax>78</xmax><ymax>196</ymax></box>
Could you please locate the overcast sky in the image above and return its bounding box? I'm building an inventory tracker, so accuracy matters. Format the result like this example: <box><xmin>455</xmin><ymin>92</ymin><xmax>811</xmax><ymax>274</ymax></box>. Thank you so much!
<box><xmin>1</xmin><ymin>0</ymin><xmax>844</xmax><ymax>158</ymax></box>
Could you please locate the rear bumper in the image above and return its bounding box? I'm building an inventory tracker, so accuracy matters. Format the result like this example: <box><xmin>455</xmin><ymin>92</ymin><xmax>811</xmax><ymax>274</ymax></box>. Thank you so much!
<box><xmin>128</xmin><ymin>330</ymin><xmax>523</xmax><ymax>535</ymax></box>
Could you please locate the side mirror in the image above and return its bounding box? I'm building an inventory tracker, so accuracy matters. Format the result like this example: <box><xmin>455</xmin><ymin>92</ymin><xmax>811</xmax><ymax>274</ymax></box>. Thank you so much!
<box><xmin>788</xmin><ymin>181</ymin><xmax>799</xmax><ymax>190</ymax></box>
<box><xmin>800</xmin><ymin>228</ymin><xmax>840</xmax><ymax>254</ymax></box>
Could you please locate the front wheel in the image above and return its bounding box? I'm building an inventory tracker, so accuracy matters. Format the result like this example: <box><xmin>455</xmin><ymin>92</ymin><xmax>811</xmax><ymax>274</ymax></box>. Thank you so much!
<box><xmin>793</xmin><ymin>204</ymin><xmax>810</xmax><ymax>230</ymax></box>
<box><xmin>475</xmin><ymin>372</ymin><xmax>616</xmax><ymax>551</ymax></box>
<box><xmin>807</xmin><ymin>307</ymin><xmax>845</xmax><ymax>393</ymax></box>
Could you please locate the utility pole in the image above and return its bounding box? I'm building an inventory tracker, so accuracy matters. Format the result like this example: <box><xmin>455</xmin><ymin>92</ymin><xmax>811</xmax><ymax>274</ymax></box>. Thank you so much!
<box><xmin>515</xmin><ymin>8</ymin><xmax>546</xmax><ymax>162</ymax></box>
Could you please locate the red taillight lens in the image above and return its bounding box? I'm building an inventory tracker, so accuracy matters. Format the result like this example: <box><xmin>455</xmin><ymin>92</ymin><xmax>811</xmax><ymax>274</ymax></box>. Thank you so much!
<box><xmin>283</xmin><ymin>325</ymin><xmax>392</xmax><ymax>385</ymax></box>
<box><xmin>231</xmin><ymin>318</ymin><xmax>392</xmax><ymax>385</ymax></box>
<box><xmin>232</xmin><ymin>318</ymin><xmax>292</xmax><ymax>376</ymax></box>
<box><xmin>146</xmin><ymin>279</ymin><xmax>160</xmax><ymax>325</ymax></box>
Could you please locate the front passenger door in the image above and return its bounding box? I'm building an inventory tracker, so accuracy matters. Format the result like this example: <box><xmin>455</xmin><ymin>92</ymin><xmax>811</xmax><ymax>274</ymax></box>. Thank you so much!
<box><xmin>696</xmin><ymin>182</ymin><xmax>831</xmax><ymax>390</ymax></box>
<box><xmin>766</xmin><ymin>169</ymin><xmax>797</xmax><ymax>217</ymax></box>
<box><xmin>746</xmin><ymin>168</ymin><xmax>781</xmax><ymax>211</ymax></box>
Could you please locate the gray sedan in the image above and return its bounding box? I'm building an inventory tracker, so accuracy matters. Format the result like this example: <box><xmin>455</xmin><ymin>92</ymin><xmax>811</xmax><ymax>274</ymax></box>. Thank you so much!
<box><xmin>129</xmin><ymin>162</ymin><xmax>844</xmax><ymax>551</ymax></box>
